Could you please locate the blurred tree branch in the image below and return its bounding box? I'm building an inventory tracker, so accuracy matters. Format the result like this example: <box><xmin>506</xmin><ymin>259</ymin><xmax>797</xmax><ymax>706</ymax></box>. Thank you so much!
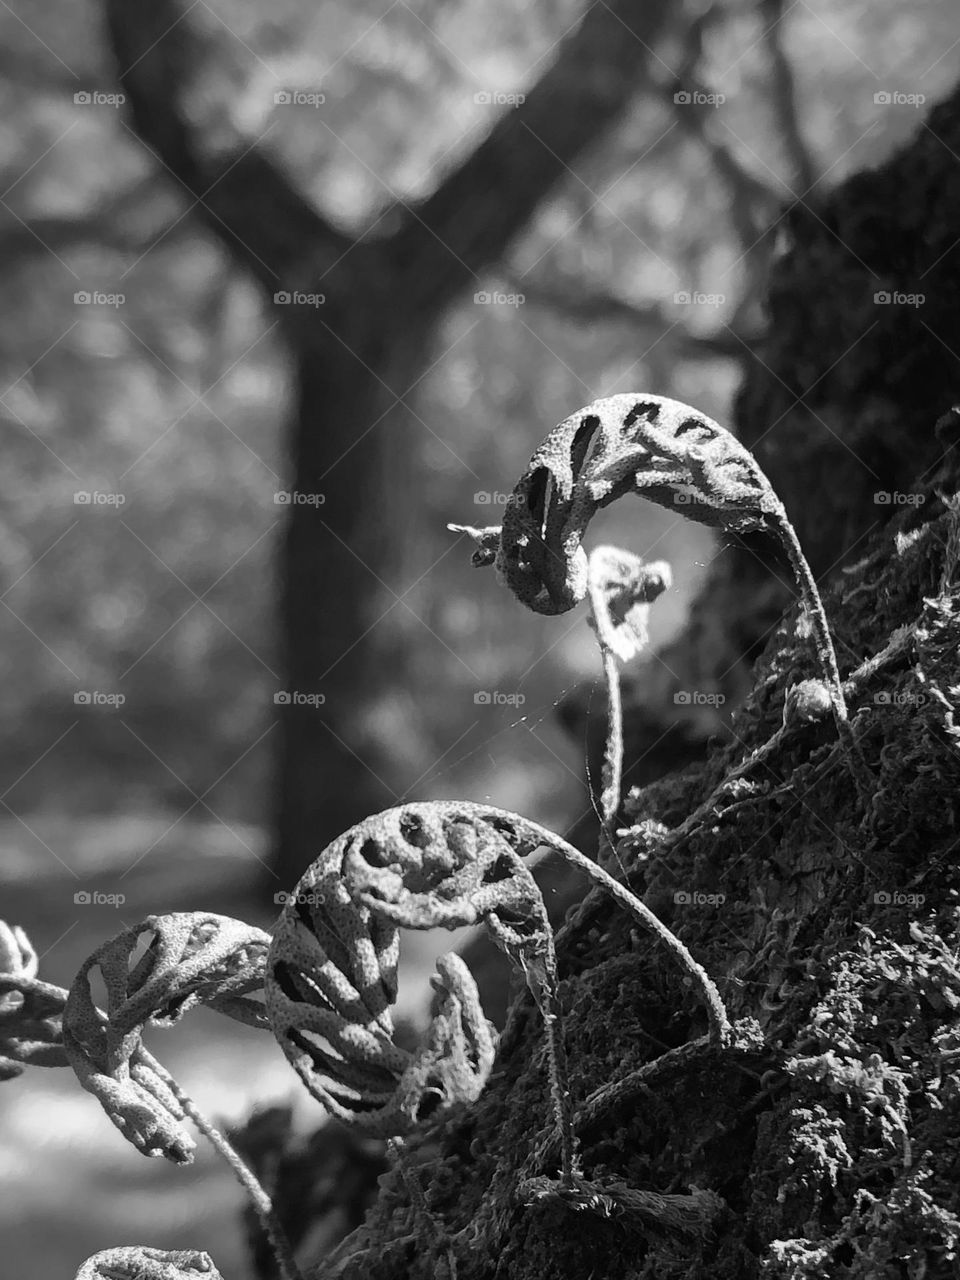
<box><xmin>0</xmin><ymin>48</ymin><xmax>79</xmax><ymax>94</ymax></box>
<box><xmin>759</xmin><ymin>0</ymin><xmax>818</xmax><ymax>194</ymax></box>
<box><xmin>666</xmin><ymin>3</ymin><xmax>780</xmax><ymax>247</ymax></box>
<box><xmin>662</xmin><ymin>2</ymin><xmax>781</xmax><ymax>331</ymax></box>
<box><xmin>503</xmin><ymin>271</ymin><xmax>759</xmax><ymax>358</ymax></box>
<box><xmin>104</xmin><ymin>0</ymin><xmax>352</xmax><ymax>291</ymax></box>
<box><xmin>0</xmin><ymin>178</ymin><xmax>183</xmax><ymax>260</ymax></box>
<box><xmin>388</xmin><ymin>0</ymin><xmax>673</xmax><ymax>309</ymax></box>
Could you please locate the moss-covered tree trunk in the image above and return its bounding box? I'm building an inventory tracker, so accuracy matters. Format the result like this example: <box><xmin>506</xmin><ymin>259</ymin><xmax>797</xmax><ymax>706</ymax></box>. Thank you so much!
<box><xmin>331</xmin><ymin>83</ymin><xmax>960</xmax><ymax>1280</ymax></box>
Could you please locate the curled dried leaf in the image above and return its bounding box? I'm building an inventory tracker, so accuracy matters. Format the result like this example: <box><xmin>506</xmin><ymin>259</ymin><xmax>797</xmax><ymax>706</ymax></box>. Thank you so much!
<box><xmin>64</xmin><ymin>1029</ymin><xmax>195</xmax><ymax>1163</ymax></box>
<box><xmin>396</xmin><ymin>953</ymin><xmax>495</xmax><ymax>1122</ymax></box>
<box><xmin>453</xmin><ymin>393</ymin><xmax>871</xmax><ymax>803</ymax></box>
<box><xmin>587</xmin><ymin>547</ymin><xmax>672</xmax><ymax>664</ymax></box>
<box><xmin>75</xmin><ymin>1245</ymin><xmax>224</xmax><ymax>1279</ymax></box>
<box><xmin>63</xmin><ymin>913</ymin><xmax>271</xmax><ymax>1162</ymax></box>
<box><xmin>0</xmin><ymin>921</ymin><xmax>66</xmax><ymax>1077</ymax></box>
<box><xmin>461</xmin><ymin>394</ymin><xmax>780</xmax><ymax>616</ymax></box>
<box><xmin>268</xmin><ymin>800</ymin><xmax>728</xmax><ymax>1192</ymax></box>
<box><xmin>0</xmin><ymin>972</ymin><xmax>70</xmax><ymax>1075</ymax></box>
<box><xmin>265</xmin><ymin>803</ymin><xmax>549</xmax><ymax>1136</ymax></box>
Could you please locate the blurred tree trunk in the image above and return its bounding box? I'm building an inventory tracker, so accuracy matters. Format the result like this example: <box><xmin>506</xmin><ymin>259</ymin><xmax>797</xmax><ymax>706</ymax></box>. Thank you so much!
<box><xmin>105</xmin><ymin>0</ymin><xmax>675</xmax><ymax>884</ymax></box>
<box><xmin>277</xmin><ymin>316</ymin><xmax>432</xmax><ymax>863</ymax></box>
<box><xmin>318</xmin><ymin>81</ymin><xmax>960</xmax><ymax>1280</ymax></box>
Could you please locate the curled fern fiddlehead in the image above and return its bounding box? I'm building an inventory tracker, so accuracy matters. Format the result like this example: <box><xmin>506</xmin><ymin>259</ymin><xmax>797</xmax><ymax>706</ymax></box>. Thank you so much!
<box><xmin>453</xmin><ymin>392</ymin><xmax>872</xmax><ymax>802</ymax></box>
<box><xmin>266</xmin><ymin>804</ymin><xmax>528</xmax><ymax>1138</ymax></box>
<box><xmin>266</xmin><ymin>800</ymin><xmax>730</xmax><ymax>1196</ymax></box>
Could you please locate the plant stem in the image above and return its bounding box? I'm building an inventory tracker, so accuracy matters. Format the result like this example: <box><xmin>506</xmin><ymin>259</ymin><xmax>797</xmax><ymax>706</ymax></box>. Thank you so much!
<box><xmin>661</xmin><ymin>723</ymin><xmax>789</xmax><ymax>849</ymax></box>
<box><xmin>543</xmin><ymin>838</ymin><xmax>730</xmax><ymax>1045</ymax></box>
<box><xmin>774</xmin><ymin>514</ymin><xmax>874</xmax><ymax>807</ymax></box>
<box><xmin>140</xmin><ymin>1050</ymin><xmax>302</xmax><ymax>1280</ymax></box>
<box><xmin>520</xmin><ymin>938</ymin><xmax>580</xmax><ymax>1185</ymax></box>
<box><xmin>599</xmin><ymin>646</ymin><xmax>623</xmax><ymax>860</ymax></box>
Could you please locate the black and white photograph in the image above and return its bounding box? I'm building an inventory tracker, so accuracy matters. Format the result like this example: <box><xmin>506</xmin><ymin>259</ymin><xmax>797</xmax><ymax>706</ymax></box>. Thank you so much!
<box><xmin>1</xmin><ymin>1</ymin><xmax>959</xmax><ymax>1276</ymax></box>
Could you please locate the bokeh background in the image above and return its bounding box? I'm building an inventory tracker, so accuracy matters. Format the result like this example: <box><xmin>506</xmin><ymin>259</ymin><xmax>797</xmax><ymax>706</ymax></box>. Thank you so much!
<box><xmin>0</xmin><ymin>1</ymin><xmax>956</xmax><ymax>1274</ymax></box>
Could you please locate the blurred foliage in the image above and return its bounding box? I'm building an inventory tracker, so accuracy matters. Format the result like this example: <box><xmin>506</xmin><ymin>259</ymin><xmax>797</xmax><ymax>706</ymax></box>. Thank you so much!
<box><xmin>0</xmin><ymin>0</ymin><xmax>956</xmax><ymax>846</ymax></box>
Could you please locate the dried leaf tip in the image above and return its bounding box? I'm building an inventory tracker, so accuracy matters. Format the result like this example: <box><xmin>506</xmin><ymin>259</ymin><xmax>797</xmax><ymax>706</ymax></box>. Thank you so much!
<box><xmin>447</xmin><ymin>522</ymin><xmax>500</xmax><ymax>567</ymax></box>
<box><xmin>63</xmin><ymin>913</ymin><xmax>272</xmax><ymax>1164</ymax></box>
<box><xmin>0</xmin><ymin>921</ymin><xmax>37</xmax><ymax>983</ymax></box>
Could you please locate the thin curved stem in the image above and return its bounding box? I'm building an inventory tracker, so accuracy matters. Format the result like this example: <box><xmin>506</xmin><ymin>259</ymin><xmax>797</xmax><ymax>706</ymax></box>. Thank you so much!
<box><xmin>599</xmin><ymin>645</ymin><xmax>623</xmax><ymax>858</ymax></box>
<box><xmin>531</xmin><ymin>1033</ymin><xmax>714</xmax><ymax>1171</ymax></box>
<box><xmin>471</xmin><ymin>797</ymin><xmax>730</xmax><ymax>1047</ymax></box>
<box><xmin>519</xmin><ymin>938</ymin><xmax>580</xmax><ymax>1185</ymax></box>
<box><xmin>776</xmin><ymin>515</ymin><xmax>845</xmax><ymax>695</ymax></box>
<box><xmin>585</xmin><ymin>547</ymin><xmax>670</xmax><ymax>867</ymax></box>
<box><xmin>140</xmin><ymin>1049</ymin><xmax>302</xmax><ymax>1280</ymax></box>
<box><xmin>774</xmin><ymin>514</ymin><xmax>874</xmax><ymax>807</ymax></box>
<box><xmin>661</xmin><ymin>722</ymin><xmax>790</xmax><ymax>849</ymax></box>
<box><xmin>540</xmin><ymin>833</ymin><xmax>730</xmax><ymax>1045</ymax></box>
